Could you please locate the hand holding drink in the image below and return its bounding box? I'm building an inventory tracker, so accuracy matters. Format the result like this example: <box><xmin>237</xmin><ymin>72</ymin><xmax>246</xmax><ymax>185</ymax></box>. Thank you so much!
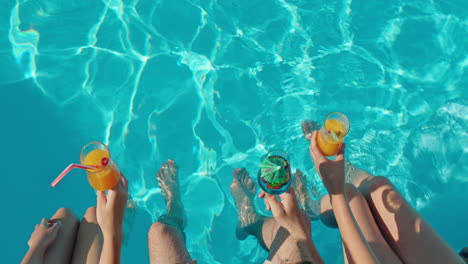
<box><xmin>310</xmin><ymin>131</ymin><xmax>346</xmax><ymax>195</ymax></box>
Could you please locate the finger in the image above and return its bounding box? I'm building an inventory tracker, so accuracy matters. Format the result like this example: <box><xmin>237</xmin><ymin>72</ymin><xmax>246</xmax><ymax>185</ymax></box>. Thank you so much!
<box><xmin>120</xmin><ymin>174</ymin><xmax>128</xmax><ymax>192</ymax></box>
<box><xmin>45</xmin><ymin>222</ymin><xmax>61</xmax><ymax>244</ymax></box>
<box><xmin>279</xmin><ymin>188</ymin><xmax>299</xmax><ymax>213</ymax></box>
<box><xmin>265</xmin><ymin>193</ymin><xmax>285</xmax><ymax>218</ymax></box>
<box><xmin>41</xmin><ymin>218</ymin><xmax>48</xmax><ymax>227</ymax></box>
<box><xmin>108</xmin><ymin>182</ymin><xmax>120</xmax><ymax>201</ymax></box>
<box><xmin>109</xmin><ymin>173</ymin><xmax>124</xmax><ymax>196</ymax></box>
<box><xmin>258</xmin><ymin>191</ymin><xmax>270</xmax><ymax>210</ymax></box>
<box><xmin>264</xmin><ymin>197</ymin><xmax>271</xmax><ymax>211</ymax></box>
<box><xmin>280</xmin><ymin>186</ymin><xmax>296</xmax><ymax>200</ymax></box>
<box><xmin>107</xmin><ymin>189</ymin><xmax>117</xmax><ymax>207</ymax></box>
<box><xmin>258</xmin><ymin>191</ymin><xmax>266</xmax><ymax>199</ymax></box>
<box><xmin>108</xmin><ymin>175</ymin><xmax>129</xmax><ymax>205</ymax></box>
<box><xmin>97</xmin><ymin>191</ymin><xmax>107</xmax><ymax>209</ymax></box>
<box><xmin>335</xmin><ymin>143</ymin><xmax>346</xmax><ymax>161</ymax></box>
<box><xmin>49</xmin><ymin>221</ymin><xmax>62</xmax><ymax>235</ymax></box>
<box><xmin>310</xmin><ymin>131</ymin><xmax>328</xmax><ymax>164</ymax></box>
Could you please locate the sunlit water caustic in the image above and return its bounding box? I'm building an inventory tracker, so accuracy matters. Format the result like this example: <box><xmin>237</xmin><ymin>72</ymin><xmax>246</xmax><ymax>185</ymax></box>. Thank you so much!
<box><xmin>0</xmin><ymin>0</ymin><xmax>467</xmax><ymax>263</ymax></box>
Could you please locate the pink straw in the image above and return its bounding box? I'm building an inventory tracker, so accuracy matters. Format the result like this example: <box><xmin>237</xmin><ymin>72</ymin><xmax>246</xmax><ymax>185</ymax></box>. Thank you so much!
<box><xmin>51</xmin><ymin>163</ymin><xmax>97</xmax><ymax>187</ymax></box>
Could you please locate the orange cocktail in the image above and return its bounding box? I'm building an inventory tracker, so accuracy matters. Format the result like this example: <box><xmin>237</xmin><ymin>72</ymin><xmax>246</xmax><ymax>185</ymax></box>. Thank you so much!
<box><xmin>80</xmin><ymin>142</ymin><xmax>120</xmax><ymax>191</ymax></box>
<box><xmin>317</xmin><ymin>112</ymin><xmax>350</xmax><ymax>156</ymax></box>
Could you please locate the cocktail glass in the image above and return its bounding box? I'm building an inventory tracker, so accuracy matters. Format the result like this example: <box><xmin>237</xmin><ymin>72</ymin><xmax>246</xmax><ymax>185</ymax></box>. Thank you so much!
<box><xmin>257</xmin><ymin>150</ymin><xmax>292</xmax><ymax>195</ymax></box>
<box><xmin>80</xmin><ymin>142</ymin><xmax>120</xmax><ymax>191</ymax></box>
<box><xmin>316</xmin><ymin>112</ymin><xmax>350</xmax><ymax>156</ymax></box>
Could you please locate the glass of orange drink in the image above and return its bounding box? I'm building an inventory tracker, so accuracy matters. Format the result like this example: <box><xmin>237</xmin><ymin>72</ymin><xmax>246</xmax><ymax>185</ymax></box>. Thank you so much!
<box><xmin>80</xmin><ymin>142</ymin><xmax>121</xmax><ymax>191</ymax></box>
<box><xmin>316</xmin><ymin>112</ymin><xmax>350</xmax><ymax>156</ymax></box>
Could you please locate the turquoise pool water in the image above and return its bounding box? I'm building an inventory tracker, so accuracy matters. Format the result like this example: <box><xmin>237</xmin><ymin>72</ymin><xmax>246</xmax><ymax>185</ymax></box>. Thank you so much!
<box><xmin>1</xmin><ymin>0</ymin><xmax>467</xmax><ymax>263</ymax></box>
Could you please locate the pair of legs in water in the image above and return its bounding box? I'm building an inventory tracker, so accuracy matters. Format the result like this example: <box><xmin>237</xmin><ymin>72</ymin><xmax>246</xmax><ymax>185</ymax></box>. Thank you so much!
<box><xmin>310</xmin><ymin>165</ymin><xmax>462</xmax><ymax>263</ymax></box>
<box><xmin>148</xmin><ymin>161</ymin><xmax>317</xmax><ymax>263</ymax></box>
<box><xmin>24</xmin><ymin>160</ymin><xmax>194</xmax><ymax>264</ymax></box>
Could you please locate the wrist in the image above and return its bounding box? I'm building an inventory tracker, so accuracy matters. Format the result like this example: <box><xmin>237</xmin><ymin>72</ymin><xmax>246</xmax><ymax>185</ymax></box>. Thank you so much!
<box><xmin>29</xmin><ymin>244</ymin><xmax>47</xmax><ymax>257</ymax></box>
<box><xmin>22</xmin><ymin>245</ymin><xmax>46</xmax><ymax>264</ymax></box>
<box><xmin>293</xmin><ymin>236</ymin><xmax>324</xmax><ymax>264</ymax></box>
<box><xmin>103</xmin><ymin>230</ymin><xmax>123</xmax><ymax>241</ymax></box>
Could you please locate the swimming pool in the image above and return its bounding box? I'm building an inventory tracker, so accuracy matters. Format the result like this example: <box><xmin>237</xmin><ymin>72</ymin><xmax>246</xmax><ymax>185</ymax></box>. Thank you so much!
<box><xmin>1</xmin><ymin>0</ymin><xmax>467</xmax><ymax>262</ymax></box>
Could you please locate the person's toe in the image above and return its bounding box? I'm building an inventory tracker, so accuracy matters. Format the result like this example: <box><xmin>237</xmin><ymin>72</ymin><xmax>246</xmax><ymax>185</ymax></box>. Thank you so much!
<box><xmin>238</xmin><ymin>170</ymin><xmax>248</xmax><ymax>185</ymax></box>
<box><xmin>230</xmin><ymin>169</ymin><xmax>243</xmax><ymax>192</ymax></box>
<box><xmin>295</xmin><ymin>169</ymin><xmax>303</xmax><ymax>178</ymax></box>
<box><xmin>156</xmin><ymin>168</ymin><xmax>164</xmax><ymax>182</ymax></box>
<box><xmin>167</xmin><ymin>160</ymin><xmax>177</xmax><ymax>173</ymax></box>
<box><xmin>245</xmin><ymin>177</ymin><xmax>256</xmax><ymax>195</ymax></box>
<box><xmin>232</xmin><ymin>168</ymin><xmax>244</xmax><ymax>180</ymax></box>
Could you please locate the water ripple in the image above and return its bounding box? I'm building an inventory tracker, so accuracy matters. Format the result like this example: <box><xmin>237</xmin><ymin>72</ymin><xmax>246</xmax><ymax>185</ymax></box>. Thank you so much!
<box><xmin>5</xmin><ymin>0</ymin><xmax>467</xmax><ymax>262</ymax></box>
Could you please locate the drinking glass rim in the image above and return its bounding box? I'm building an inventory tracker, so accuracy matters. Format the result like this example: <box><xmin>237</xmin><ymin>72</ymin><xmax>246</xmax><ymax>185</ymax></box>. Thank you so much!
<box><xmin>80</xmin><ymin>142</ymin><xmax>111</xmax><ymax>173</ymax></box>
<box><xmin>265</xmin><ymin>149</ymin><xmax>290</xmax><ymax>161</ymax></box>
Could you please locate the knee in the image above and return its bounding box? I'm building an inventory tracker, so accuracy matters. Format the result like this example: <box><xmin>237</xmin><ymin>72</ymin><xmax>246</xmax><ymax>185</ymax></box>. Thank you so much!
<box><xmin>320</xmin><ymin>196</ymin><xmax>338</xmax><ymax>229</ymax></box>
<box><xmin>50</xmin><ymin>208</ymin><xmax>79</xmax><ymax>236</ymax></box>
<box><xmin>84</xmin><ymin>207</ymin><xmax>97</xmax><ymax>217</ymax></box>
<box><xmin>55</xmin><ymin>207</ymin><xmax>75</xmax><ymax>217</ymax></box>
<box><xmin>359</xmin><ymin>176</ymin><xmax>393</xmax><ymax>195</ymax></box>
<box><xmin>363</xmin><ymin>176</ymin><xmax>404</xmax><ymax>210</ymax></box>
<box><xmin>53</xmin><ymin>208</ymin><xmax>79</xmax><ymax>223</ymax></box>
<box><xmin>369</xmin><ymin>176</ymin><xmax>393</xmax><ymax>189</ymax></box>
<box><xmin>148</xmin><ymin>222</ymin><xmax>172</xmax><ymax>238</ymax></box>
<box><xmin>82</xmin><ymin>206</ymin><xmax>97</xmax><ymax>223</ymax></box>
<box><xmin>344</xmin><ymin>183</ymin><xmax>360</xmax><ymax>201</ymax></box>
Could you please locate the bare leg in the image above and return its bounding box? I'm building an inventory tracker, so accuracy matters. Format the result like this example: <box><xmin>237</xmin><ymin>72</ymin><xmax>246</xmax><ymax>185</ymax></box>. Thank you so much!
<box><xmin>71</xmin><ymin>207</ymin><xmax>103</xmax><ymax>264</ymax></box>
<box><xmin>230</xmin><ymin>168</ymin><xmax>267</xmax><ymax>244</ymax></box>
<box><xmin>148</xmin><ymin>160</ymin><xmax>193</xmax><ymax>264</ymax></box>
<box><xmin>302</xmin><ymin>121</ymin><xmax>461</xmax><ymax>262</ymax></box>
<box><xmin>290</xmin><ymin>162</ymin><xmax>371</xmax><ymax>229</ymax></box>
<box><xmin>230</xmin><ymin>168</ymin><xmax>312</xmax><ymax>263</ymax></box>
<box><xmin>342</xmin><ymin>184</ymin><xmax>403</xmax><ymax>263</ymax></box>
<box><xmin>360</xmin><ymin>176</ymin><xmax>464</xmax><ymax>264</ymax></box>
<box><xmin>43</xmin><ymin>208</ymin><xmax>79</xmax><ymax>263</ymax></box>
<box><xmin>148</xmin><ymin>222</ymin><xmax>192</xmax><ymax>264</ymax></box>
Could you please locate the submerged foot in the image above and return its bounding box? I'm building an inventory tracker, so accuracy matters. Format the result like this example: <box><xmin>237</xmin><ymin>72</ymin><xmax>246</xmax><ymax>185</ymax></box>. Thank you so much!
<box><xmin>157</xmin><ymin>159</ymin><xmax>186</xmax><ymax>229</ymax></box>
<box><xmin>302</xmin><ymin>120</ymin><xmax>320</xmax><ymax>141</ymax></box>
<box><xmin>292</xmin><ymin>169</ymin><xmax>320</xmax><ymax>221</ymax></box>
<box><xmin>230</xmin><ymin>168</ymin><xmax>264</xmax><ymax>240</ymax></box>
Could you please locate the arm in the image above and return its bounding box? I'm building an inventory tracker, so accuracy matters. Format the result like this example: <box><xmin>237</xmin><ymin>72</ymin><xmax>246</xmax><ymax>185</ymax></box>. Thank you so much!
<box><xmin>331</xmin><ymin>193</ymin><xmax>378</xmax><ymax>263</ymax></box>
<box><xmin>293</xmin><ymin>236</ymin><xmax>324</xmax><ymax>264</ymax></box>
<box><xmin>97</xmin><ymin>175</ymin><xmax>129</xmax><ymax>264</ymax></box>
<box><xmin>22</xmin><ymin>219</ymin><xmax>61</xmax><ymax>264</ymax></box>
<box><xmin>307</xmin><ymin>131</ymin><xmax>379</xmax><ymax>264</ymax></box>
<box><xmin>100</xmin><ymin>232</ymin><xmax>122</xmax><ymax>264</ymax></box>
<box><xmin>22</xmin><ymin>246</ymin><xmax>45</xmax><ymax>264</ymax></box>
